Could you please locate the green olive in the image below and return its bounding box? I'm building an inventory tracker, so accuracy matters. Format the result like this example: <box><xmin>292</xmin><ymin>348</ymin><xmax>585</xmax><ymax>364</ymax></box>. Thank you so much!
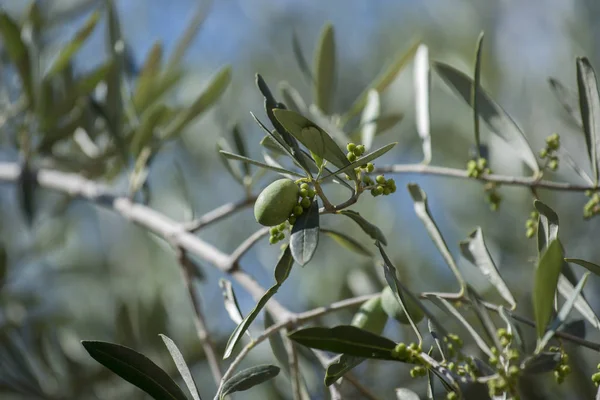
<box><xmin>254</xmin><ymin>179</ymin><xmax>300</xmax><ymax>226</ymax></box>
<box><xmin>351</xmin><ymin>295</ymin><xmax>388</xmax><ymax>334</ymax></box>
<box><xmin>380</xmin><ymin>286</ymin><xmax>424</xmax><ymax>325</ymax></box>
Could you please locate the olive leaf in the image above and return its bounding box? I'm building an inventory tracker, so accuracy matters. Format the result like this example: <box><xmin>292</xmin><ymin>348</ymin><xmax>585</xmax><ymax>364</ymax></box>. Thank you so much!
<box><xmin>0</xmin><ymin>11</ymin><xmax>33</xmax><ymax>102</ymax></box>
<box><xmin>344</xmin><ymin>40</ymin><xmax>420</xmax><ymax>120</ymax></box>
<box><xmin>471</xmin><ymin>32</ymin><xmax>484</xmax><ymax>158</ymax></box>
<box><xmin>533</xmin><ymin>239</ymin><xmax>564</xmax><ymax>340</ymax></box>
<box><xmin>273</xmin><ymin>109</ymin><xmax>352</xmax><ymax>175</ymax></box>
<box><xmin>565</xmin><ymin>258</ymin><xmax>600</xmax><ymax>276</ymax></box>
<box><xmin>232</xmin><ymin>125</ymin><xmax>250</xmax><ymax>176</ymax></box>
<box><xmin>46</xmin><ymin>11</ymin><xmax>100</xmax><ymax>77</ymax></box>
<box><xmin>360</xmin><ymin>90</ymin><xmax>380</xmax><ymax>151</ymax></box>
<box><xmin>321</xmin><ymin>142</ymin><xmax>397</xmax><ymax>180</ymax></box>
<box><xmin>220</xmin><ymin>365</ymin><xmax>280</xmax><ymax>399</ymax></box>
<box><xmin>81</xmin><ymin>341</ymin><xmax>188</xmax><ymax>400</ymax></box>
<box><xmin>536</xmin><ymin>272</ymin><xmax>590</xmax><ymax>353</ymax></box>
<box><xmin>159</xmin><ymin>335</ymin><xmax>202</xmax><ymax>400</ymax></box>
<box><xmin>577</xmin><ymin>57</ymin><xmax>600</xmax><ymax>184</ymax></box>
<box><xmin>279</xmin><ymin>81</ymin><xmax>307</xmax><ymax>113</ymax></box>
<box><xmin>314</xmin><ymin>22</ymin><xmax>336</xmax><ymax>114</ymax></box>
<box><xmin>321</xmin><ymin>229</ymin><xmax>372</xmax><ymax>257</ymax></box>
<box><xmin>133</xmin><ymin>41</ymin><xmax>164</xmax><ymax>112</ymax></box>
<box><xmin>548</xmin><ymin>77</ymin><xmax>582</xmax><ymax>127</ymax></box>
<box><xmin>434</xmin><ymin>62</ymin><xmax>539</xmax><ymax>174</ymax></box>
<box><xmin>290</xmin><ymin>199</ymin><xmax>320</xmax><ymax>266</ymax></box>
<box><xmin>219</xmin><ymin>151</ymin><xmax>304</xmax><ymax>178</ymax></box>
<box><xmin>130</xmin><ymin>103</ymin><xmax>168</xmax><ymax>157</ymax></box>
<box><xmin>288</xmin><ymin>326</ymin><xmax>397</xmax><ymax>360</ymax></box>
<box><xmin>413</xmin><ymin>44</ymin><xmax>431</xmax><ymax>163</ymax></box>
<box><xmin>459</xmin><ymin>227</ymin><xmax>516</xmax><ymax>309</ymax></box>
<box><xmin>521</xmin><ymin>352</ymin><xmax>562</xmax><ymax>374</ymax></box>
<box><xmin>339</xmin><ymin>210</ymin><xmax>387</xmax><ymax>245</ymax></box>
<box><xmin>292</xmin><ymin>30</ymin><xmax>314</xmax><ymax>83</ymax></box>
<box><xmin>219</xmin><ymin>279</ymin><xmax>245</xmax><ymax>326</ymax></box>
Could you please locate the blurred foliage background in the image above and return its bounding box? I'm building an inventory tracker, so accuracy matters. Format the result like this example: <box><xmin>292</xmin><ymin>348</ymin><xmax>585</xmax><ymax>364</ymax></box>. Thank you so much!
<box><xmin>1</xmin><ymin>0</ymin><xmax>600</xmax><ymax>399</ymax></box>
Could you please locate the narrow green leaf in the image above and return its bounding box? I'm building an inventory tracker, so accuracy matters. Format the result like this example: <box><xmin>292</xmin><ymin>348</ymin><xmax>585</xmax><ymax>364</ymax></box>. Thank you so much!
<box><xmin>414</xmin><ymin>44</ymin><xmax>431</xmax><ymax>163</ymax></box>
<box><xmin>164</xmin><ymin>66</ymin><xmax>231</xmax><ymax>140</ymax></box>
<box><xmin>321</xmin><ymin>229</ymin><xmax>372</xmax><ymax>257</ymax></box>
<box><xmin>345</xmin><ymin>40</ymin><xmax>420</xmax><ymax>119</ymax></box>
<box><xmin>252</xmin><ymin>112</ymin><xmax>293</xmax><ymax>155</ymax></box>
<box><xmin>325</xmin><ymin>354</ymin><xmax>365</xmax><ymax>386</ymax></box>
<box><xmin>360</xmin><ymin>90</ymin><xmax>380</xmax><ymax>151</ymax></box>
<box><xmin>533</xmin><ymin>239</ymin><xmax>564</xmax><ymax>339</ymax></box>
<box><xmin>256</xmin><ymin>74</ymin><xmax>299</xmax><ymax>148</ymax></box>
<box><xmin>292</xmin><ymin>30</ymin><xmax>313</xmax><ymax>82</ymax></box>
<box><xmin>288</xmin><ymin>326</ymin><xmax>397</xmax><ymax>360</ymax></box>
<box><xmin>314</xmin><ymin>23</ymin><xmax>336</xmax><ymax>113</ymax></box>
<box><xmin>46</xmin><ymin>11</ymin><xmax>100</xmax><ymax>77</ymax></box>
<box><xmin>224</xmin><ymin>285</ymin><xmax>279</xmax><ymax>359</ymax></box>
<box><xmin>534</xmin><ymin>200</ymin><xmax>559</xmax><ymax>254</ymax></box>
<box><xmin>407</xmin><ymin>183</ymin><xmax>462</xmax><ymax>288</ymax></box>
<box><xmin>217</xmin><ymin>144</ymin><xmax>244</xmax><ymax>184</ymax></box>
<box><xmin>321</xmin><ymin>142</ymin><xmax>397</xmax><ymax>180</ymax></box>
<box><xmin>290</xmin><ymin>199</ymin><xmax>320</xmax><ymax>266</ymax></box>
<box><xmin>537</xmin><ymin>272</ymin><xmax>590</xmax><ymax>353</ymax></box>
<box><xmin>466</xmin><ymin>286</ymin><xmax>501</xmax><ymax>348</ymax></box>
<box><xmin>232</xmin><ymin>125</ymin><xmax>250</xmax><ymax>176</ymax></box>
<box><xmin>133</xmin><ymin>41</ymin><xmax>164</xmax><ymax>112</ymax></box>
<box><xmin>0</xmin><ymin>11</ymin><xmax>33</xmax><ymax>102</ymax></box>
<box><xmin>566</xmin><ymin>258</ymin><xmax>600</xmax><ymax>276</ymax></box>
<box><xmin>260</xmin><ymin>135</ymin><xmax>289</xmax><ymax>156</ymax></box>
<box><xmin>460</xmin><ymin>228</ymin><xmax>516</xmax><ymax>309</ymax></box>
<box><xmin>339</xmin><ymin>210</ymin><xmax>387</xmax><ymax>245</ymax></box>
<box><xmin>429</xmin><ymin>296</ymin><xmax>493</xmax><ymax>358</ymax></box>
<box><xmin>130</xmin><ymin>104</ymin><xmax>167</xmax><ymax>157</ymax></box>
<box><xmin>521</xmin><ymin>352</ymin><xmax>561</xmax><ymax>374</ymax></box>
<box><xmin>272</xmin><ymin>109</ymin><xmax>352</xmax><ymax>173</ymax></box>
<box><xmin>159</xmin><ymin>335</ymin><xmax>202</xmax><ymax>400</ymax></box>
<box><xmin>396</xmin><ymin>388</ymin><xmax>421</xmax><ymax>400</ymax></box>
<box><xmin>279</xmin><ymin>81</ymin><xmax>307</xmax><ymax>113</ymax></box>
<box><xmin>74</xmin><ymin>61</ymin><xmax>113</xmax><ymax>97</ymax></box>
<box><xmin>576</xmin><ymin>57</ymin><xmax>600</xmax><ymax>183</ymax></box>
<box><xmin>471</xmin><ymin>32</ymin><xmax>484</xmax><ymax>158</ymax></box>
<box><xmin>221</xmin><ymin>365</ymin><xmax>280</xmax><ymax>398</ymax></box>
<box><xmin>274</xmin><ymin>245</ymin><xmax>294</xmax><ymax>285</ymax></box>
<box><xmin>219</xmin><ymin>279</ymin><xmax>245</xmax><ymax>327</ymax></box>
<box><xmin>219</xmin><ymin>151</ymin><xmax>304</xmax><ymax>178</ymax></box>
<box><xmin>81</xmin><ymin>341</ymin><xmax>188</xmax><ymax>400</ymax></box>
<box><xmin>548</xmin><ymin>78</ymin><xmax>582</xmax><ymax>127</ymax></box>
<box><xmin>434</xmin><ymin>62</ymin><xmax>539</xmax><ymax>173</ymax></box>
<box><xmin>166</xmin><ymin>5</ymin><xmax>208</xmax><ymax>72</ymax></box>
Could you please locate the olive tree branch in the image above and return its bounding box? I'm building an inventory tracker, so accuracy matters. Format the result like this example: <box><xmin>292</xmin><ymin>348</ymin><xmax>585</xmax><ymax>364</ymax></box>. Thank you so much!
<box><xmin>184</xmin><ymin>196</ymin><xmax>257</xmax><ymax>232</ymax></box>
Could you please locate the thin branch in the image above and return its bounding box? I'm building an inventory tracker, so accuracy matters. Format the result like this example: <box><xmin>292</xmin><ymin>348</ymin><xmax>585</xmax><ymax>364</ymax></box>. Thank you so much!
<box><xmin>227</xmin><ymin>227</ymin><xmax>270</xmax><ymax>271</ymax></box>
<box><xmin>283</xmin><ymin>332</ymin><xmax>302</xmax><ymax>400</ymax></box>
<box><xmin>343</xmin><ymin>372</ymin><xmax>383</xmax><ymax>400</ymax></box>
<box><xmin>374</xmin><ymin>164</ymin><xmax>595</xmax><ymax>191</ymax></box>
<box><xmin>184</xmin><ymin>196</ymin><xmax>257</xmax><ymax>232</ymax></box>
<box><xmin>176</xmin><ymin>248</ymin><xmax>222</xmax><ymax>384</ymax></box>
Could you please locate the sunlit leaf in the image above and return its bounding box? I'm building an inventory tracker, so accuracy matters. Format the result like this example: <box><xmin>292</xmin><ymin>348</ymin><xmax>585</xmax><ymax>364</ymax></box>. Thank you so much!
<box><xmin>339</xmin><ymin>210</ymin><xmax>387</xmax><ymax>245</ymax></box>
<box><xmin>46</xmin><ymin>11</ymin><xmax>100</xmax><ymax>77</ymax></box>
<box><xmin>577</xmin><ymin>57</ymin><xmax>600</xmax><ymax>183</ymax></box>
<box><xmin>159</xmin><ymin>335</ymin><xmax>202</xmax><ymax>400</ymax></box>
<box><xmin>220</xmin><ymin>365</ymin><xmax>280</xmax><ymax>398</ymax></box>
<box><xmin>219</xmin><ymin>279</ymin><xmax>245</xmax><ymax>327</ymax></box>
<box><xmin>414</xmin><ymin>44</ymin><xmax>431</xmax><ymax>163</ymax></box>
<box><xmin>460</xmin><ymin>227</ymin><xmax>516</xmax><ymax>309</ymax></box>
<box><xmin>360</xmin><ymin>90</ymin><xmax>380</xmax><ymax>151</ymax></box>
<box><xmin>81</xmin><ymin>341</ymin><xmax>188</xmax><ymax>400</ymax></box>
<box><xmin>288</xmin><ymin>326</ymin><xmax>397</xmax><ymax>360</ymax></box>
<box><xmin>557</xmin><ymin>275</ymin><xmax>600</xmax><ymax>330</ymax></box>
<box><xmin>290</xmin><ymin>199</ymin><xmax>320</xmax><ymax>266</ymax></box>
<box><xmin>314</xmin><ymin>23</ymin><xmax>336</xmax><ymax>113</ymax></box>
<box><xmin>471</xmin><ymin>32</ymin><xmax>484</xmax><ymax>158</ymax></box>
<box><xmin>434</xmin><ymin>62</ymin><xmax>539</xmax><ymax>173</ymax></box>
<box><xmin>533</xmin><ymin>239</ymin><xmax>564</xmax><ymax>340</ymax></box>
<box><xmin>133</xmin><ymin>41</ymin><xmax>163</xmax><ymax>112</ymax></box>
<box><xmin>534</xmin><ymin>200</ymin><xmax>558</xmax><ymax>254</ymax></box>
<box><xmin>130</xmin><ymin>103</ymin><xmax>167</xmax><ymax>157</ymax></box>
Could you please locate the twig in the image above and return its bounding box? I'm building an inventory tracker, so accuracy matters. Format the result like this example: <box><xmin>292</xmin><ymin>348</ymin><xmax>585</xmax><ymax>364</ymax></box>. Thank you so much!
<box><xmin>176</xmin><ymin>248</ymin><xmax>222</xmax><ymax>384</ymax></box>
<box><xmin>226</xmin><ymin>227</ymin><xmax>270</xmax><ymax>271</ymax></box>
<box><xmin>374</xmin><ymin>164</ymin><xmax>595</xmax><ymax>191</ymax></box>
<box><xmin>343</xmin><ymin>372</ymin><xmax>382</xmax><ymax>400</ymax></box>
<box><xmin>184</xmin><ymin>196</ymin><xmax>257</xmax><ymax>232</ymax></box>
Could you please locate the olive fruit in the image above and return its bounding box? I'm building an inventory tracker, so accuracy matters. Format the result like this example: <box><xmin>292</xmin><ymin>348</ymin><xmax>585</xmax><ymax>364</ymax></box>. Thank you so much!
<box><xmin>254</xmin><ymin>179</ymin><xmax>300</xmax><ymax>226</ymax></box>
<box><xmin>380</xmin><ymin>286</ymin><xmax>424</xmax><ymax>325</ymax></box>
<box><xmin>351</xmin><ymin>295</ymin><xmax>388</xmax><ymax>334</ymax></box>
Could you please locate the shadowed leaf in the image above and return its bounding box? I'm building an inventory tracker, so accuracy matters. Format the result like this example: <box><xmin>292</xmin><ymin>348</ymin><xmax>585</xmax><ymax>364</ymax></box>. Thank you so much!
<box><xmin>548</xmin><ymin>78</ymin><xmax>582</xmax><ymax>127</ymax></box>
<box><xmin>533</xmin><ymin>239</ymin><xmax>564</xmax><ymax>340</ymax></box>
<box><xmin>471</xmin><ymin>32</ymin><xmax>484</xmax><ymax>158</ymax></box>
<box><xmin>577</xmin><ymin>57</ymin><xmax>600</xmax><ymax>183</ymax></box>
<box><xmin>221</xmin><ymin>365</ymin><xmax>280</xmax><ymax>398</ymax></box>
<box><xmin>290</xmin><ymin>199</ymin><xmax>320</xmax><ymax>266</ymax></box>
<box><xmin>566</xmin><ymin>258</ymin><xmax>600</xmax><ymax>276</ymax></box>
<box><xmin>159</xmin><ymin>335</ymin><xmax>202</xmax><ymax>400</ymax></box>
<box><xmin>314</xmin><ymin>23</ymin><xmax>336</xmax><ymax>113</ymax></box>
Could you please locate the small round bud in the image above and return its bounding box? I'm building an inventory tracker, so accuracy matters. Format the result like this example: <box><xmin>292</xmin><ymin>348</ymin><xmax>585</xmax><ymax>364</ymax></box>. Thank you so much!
<box><xmin>307</xmin><ymin>188</ymin><xmax>316</xmax><ymax>198</ymax></box>
<box><xmin>375</xmin><ymin>186</ymin><xmax>384</xmax><ymax>195</ymax></box>
<box><xmin>299</xmin><ymin>188</ymin><xmax>308</xmax><ymax>198</ymax></box>
<box><xmin>446</xmin><ymin>392</ymin><xmax>457</xmax><ymax>400</ymax></box>
<box><xmin>497</xmin><ymin>328</ymin><xmax>507</xmax><ymax>338</ymax></box>
<box><xmin>488</xmin><ymin>355</ymin><xmax>498</xmax><ymax>366</ymax></box>
<box><xmin>346</xmin><ymin>143</ymin><xmax>356</xmax><ymax>152</ymax></box>
<box><xmin>390</xmin><ymin>185</ymin><xmax>396</xmax><ymax>193</ymax></box>
<box><xmin>376</xmin><ymin>175</ymin><xmax>386</xmax><ymax>184</ymax></box>
<box><xmin>526</xmin><ymin>227</ymin><xmax>535</xmax><ymax>238</ymax></box>
<box><xmin>293</xmin><ymin>206</ymin><xmax>304</xmax><ymax>216</ymax></box>
<box><xmin>278</xmin><ymin>223</ymin><xmax>287</xmax><ymax>232</ymax></box>
<box><xmin>508</xmin><ymin>365</ymin><xmax>520</xmax><ymax>378</ymax></box>
<box><xmin>288</xmin><ymin>216</ymin><xmax>296</xmax><ymax>225</ymax></box>
<box><xmin>300</xmin><ymin>183</ymin><xmax>309</xmax><ymax>190</ymax></box>
<box><xmin>539</xmin><ymin>148</ymin><xmax>548</xmax><ymax>158</ymax></box>
<box><xmin>549</xmin><ymin>159</ymin><xmax>558</xmax><ymax>171</ymax></box>
<box><xmin>269</xmin><ymin>236</ymin><xmax>277</xmax><ymax>244</ymax></box>
<box><xmin>499</xmin><ymin>336</ymin><xmax>510</xmax><ymax>347</ymax></box>
<box><xmin>270</xmin><ymin>227</ymin><xmax>279</xmax><ymax>235</ymax></box>
<box><xmin>355</xmin><ymin>144</ymin><xmax>365</xmax><ymax>155</ymax></box>
<box><xmin>383</xmin><ymin>188</ymin><xmax>391</xmax><ymax>196</ymax></box>
<box><xmin>560</xmin><ymin>365</ymin><xmax>571</xmax><ymax>375</ymax></box>
<box><xmin>301</xmin><ymin>197</ymin><xmax>312</xmax><ymax>208</ymax></box>
<box><xmin>467</xmin><ymin>160</ymin><xmax>477</xmax><ymax>170</ymax></box>
<box><xmin>366</xmin><ymin>163</ymin><xmax>374</xmax><ymax>172</ymax></box>
<box><xmin>347</xmin><ymin>152</ymin><xmax>357</xmax><ymax>162</ymax></box>
<box><xmin>477</xmin><ymin>158</ymin><xmax>487</xmax><ymax>169</ymax></box>
<box><xmin>371</xmin><ymin>189</ymin><xmax>378</xmax><ymax>197</ymax></box>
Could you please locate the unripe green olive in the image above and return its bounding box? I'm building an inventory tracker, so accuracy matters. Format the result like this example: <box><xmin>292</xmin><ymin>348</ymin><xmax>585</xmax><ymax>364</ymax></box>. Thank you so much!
<box><xmin>380</xmin><ymin>286</ymin><xmax>424</xmax><ymax>325</ymax></box>
<box><xmin>254</xmin><ymin>179</ymin><xmax>299</xmax><ymax>226</ymax></box>
<box><xmin>351</xmin><ymin>295</ymin><xmax>388</xmax><ymax>334</ymax></box>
